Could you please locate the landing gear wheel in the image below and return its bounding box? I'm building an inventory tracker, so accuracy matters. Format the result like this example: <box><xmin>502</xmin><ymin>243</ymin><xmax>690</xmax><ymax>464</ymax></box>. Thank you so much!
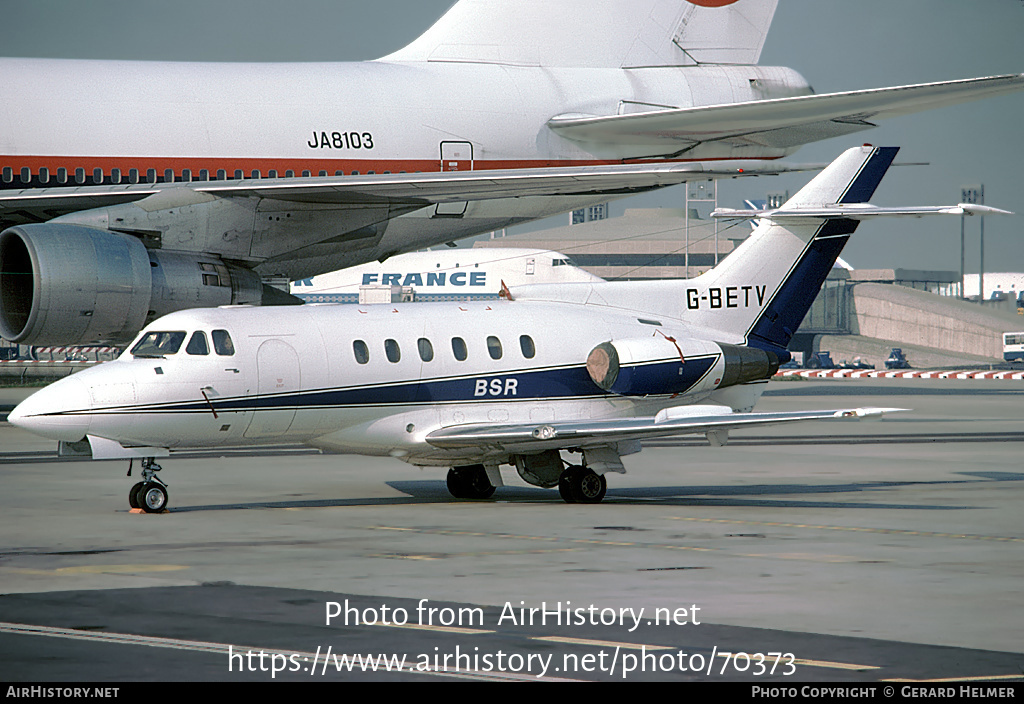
<box><xmin>558</xmin><ymin>466</ymin><xmax>607</xmax><ymax>504</ymax></box>
<box><xmin>575</xmin><ymin>469</ymin><xmax>607</xmax><ymax>504</ymax></box>
<box><xmin>446</xmin><ymin>468</ymin><xmax>468</xmax><ymax>498</ymax></box>
<box><xmin>136</xmin><ymin>482</ymin><xmax>168</xmax><ymax>513</ymax></box>
<box><xmin>129</xmin><ymin>482</ymin><xmax>146</xmax><ymax>509</ymax></box>
<box><xmin>558</xmin><ymin>465</ymin><xmax>584</xmax><ymax>503</ymax></box>
<box><xmin>447</xmin><ymin>465</ymin><xmax>495</xmax><ymax>500</ymax></box>
<box><xmin>128</xmin><ymin>457</ymin><xmax>169</xmax><ymax>512</ymax></box>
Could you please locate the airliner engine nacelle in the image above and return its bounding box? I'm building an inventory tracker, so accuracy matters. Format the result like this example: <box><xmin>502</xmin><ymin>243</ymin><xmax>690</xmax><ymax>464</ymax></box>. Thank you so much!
<box><xmin>586</xmin><ymin>337</ymin><xmax>779</xmax><ymax>396</ymax></box>
<box><xmin>0</xmin><ymin>224</ymin><xmax>263</xmax><ymax>346</ymax></box>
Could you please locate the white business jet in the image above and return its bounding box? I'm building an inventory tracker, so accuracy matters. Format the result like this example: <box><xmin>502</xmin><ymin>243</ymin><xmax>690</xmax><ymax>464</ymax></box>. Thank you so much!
<box><xmin>7</xmin><ymin>146</ymin><xmax>1012</xmax><ymax>511</ymax></box>
<box><xmin>1</xmin><ymin>0</ymin><xmax>1021</xmax><ymax>349</ymax></box>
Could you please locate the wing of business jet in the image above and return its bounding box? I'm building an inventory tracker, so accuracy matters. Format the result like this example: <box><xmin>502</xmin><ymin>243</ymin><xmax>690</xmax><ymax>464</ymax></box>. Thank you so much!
<box><xmin>548</xmin><ymin>75</ymin><xmax>1024</xmax><ymax>152</ymax></box>
<box><xmin>426</xmin><ymin>405</ymin><xmax>903</xmax><ymax>456</ymax></box>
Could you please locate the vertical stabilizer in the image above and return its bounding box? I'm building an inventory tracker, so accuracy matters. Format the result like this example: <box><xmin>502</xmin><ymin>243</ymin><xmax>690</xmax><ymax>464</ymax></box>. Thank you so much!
<box><xmin>380</xmin><ymin>0</ymin><xmax>779</xmax><ymax>68</ymax></box>
<box><xmin>682</xmin><ymin>146</ymin><xmax>898</xmax><ymax>354</ymax></box>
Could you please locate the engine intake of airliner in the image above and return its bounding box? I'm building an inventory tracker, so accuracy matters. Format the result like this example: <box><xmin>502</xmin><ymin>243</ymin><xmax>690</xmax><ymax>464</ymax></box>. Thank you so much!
<box><xmin>0</xmin><ymin>224</ymin><xmax>262</xmax><ymax>346</ymax></box>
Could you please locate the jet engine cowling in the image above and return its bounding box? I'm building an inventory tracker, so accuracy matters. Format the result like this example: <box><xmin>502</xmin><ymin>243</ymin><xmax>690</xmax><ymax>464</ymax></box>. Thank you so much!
<box><xmin>0</xmin><ymin>224</ymin><xmax>263</xmax><ymax>346</ymax></box>
<box><xmin>585</xmin><ymin>337</ymin><xmax>779</xmax><ymax>397</ymax></box>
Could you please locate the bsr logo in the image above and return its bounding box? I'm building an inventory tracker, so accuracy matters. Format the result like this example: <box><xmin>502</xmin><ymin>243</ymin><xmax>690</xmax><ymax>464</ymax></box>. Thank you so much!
<box><xmin>474</xmin><ymin>378</ymin><xmax>519</xmax><ymax>397</ymax></box>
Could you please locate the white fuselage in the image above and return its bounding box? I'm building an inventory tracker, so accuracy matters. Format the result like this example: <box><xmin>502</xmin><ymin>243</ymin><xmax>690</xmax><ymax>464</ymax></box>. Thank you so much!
<box><xmin>291</xmin><ymin>249</ymin><xmax>604</xmax><ymax>303</ymax></box>
<box><xmin>0</xmin><ymin>59</ymin><xmax>810</xmax><ymax>270</ymax></box>
<box><xmin>16</xmin><ymin>298</ymin><xmax>744</xmax><ymax>466</ymax></box>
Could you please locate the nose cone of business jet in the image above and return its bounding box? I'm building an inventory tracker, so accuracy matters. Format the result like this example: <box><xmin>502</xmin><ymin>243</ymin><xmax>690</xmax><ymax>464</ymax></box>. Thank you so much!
<box><xmin>8</xmin><ymin>375</ymin><xmax>93</xmax><ymax>442</ymax></box>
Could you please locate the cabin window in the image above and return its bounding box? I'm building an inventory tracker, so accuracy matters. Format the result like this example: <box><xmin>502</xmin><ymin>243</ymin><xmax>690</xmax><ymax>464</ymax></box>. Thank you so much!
<box><xmin>212</xmin><ymin>330</ymin><xmax>235</xmax><ymax>356</ymax></box>
<box><xmin>164</xmin><ymin>169</ymin><xmax>174</xmax><ymax>182</ymax></box>
<box><xmin>520</xmin><ymin>335</ymin><xmax>536</xmax><ymax>359</ymax></box>
<box><xmin>39</xmin><ymin>168</ymin><xmax>50</xmax><ymax>184</ymax></box>
<box><xmin>251</xmin><ymin>170</ymin><xmax>261</xmax><ymax>179</ymax></box>
<box><xmin>385</xmin><ymin>339</ymin><xmax>401</xmax><ymax>363</ymax></box>
<box><xmin>57</xmin><ymin>168</ymin><xmax>68</xmax><ymax>184</ymax></box>
<box><xmin>217</xmin><ymin>169</ymin><xmax>227</xmax><ymax>181</ymax></box>
<box><xmin>186</xmin><ymin>331</ymin><xmax>210</xmax><ymax>356</ymax></box>
<box><xmin>487</xmin><ymin>336</ymin><xmax>503</xmax><ymax>360</ymax></box>
<box><xmin>301</xmin><ymin>170</ymin><xmax>311</xmax><ymax>177</ymax></box>
<box><xmin>75</xmin><ymin>168</ymin><xmax>86</xmax><ymax>184</ymax></box>
<box><xmin>128</xmin><ymin>168</ymin><xmax>139</xmax><ymax>184</ymax></box>
<box><xmin>418</xmin><ymin>338</ymin><xmax>434</xmax><ymax>362</ymax></box>
<box><xmin>234</xmin><ymin>169</ymin><xmax>244</xmax><ymax>180</ymax></box>
<box><xmin>147</xmin><ymin>168</ymin><xmax>157</xmax><ymax>183</ymax></box>
<box><xmin>93</xmin><ymin>168</ymin><xmax>103</xmax><ymax>183</ymax></box>
<box><xmin>131</xmin><ymin>331</ymin><xmax>186</xmax><ymax>357</ymax></box>
<box><xmin>182</xmin><ymin>169</ymin><xmax>192</xmax><ymax>182</ymax></box>
<box><xmin>268</xmin><ymin>170</ymin><xmax>278</xmax><ymax>178</ymax></box>
<box><xmin>451</xmin><ymin>337</ymin><xmax>468</xmax><ymax>362</ymax></box>
<box><xmin>199</xmin><ymin>169</ymin><xmax>210</xmax><ymax>181</ymax></box>
<box><xmin>20</xmin><ymin>167</ymin><xmax>31</xmax><ymax>183</ymax></box>
<box><xmin>2</xmin><ymin>167</ymin><xmax>12</xmax><ymax>183</ymax></box>
<box><xmin>353</xmin><ymin>340</ymin><xmax>369</xmax><ymax>364</ymax></box>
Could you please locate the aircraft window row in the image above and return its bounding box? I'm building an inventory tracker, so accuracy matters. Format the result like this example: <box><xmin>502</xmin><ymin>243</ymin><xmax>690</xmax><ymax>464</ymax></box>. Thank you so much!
<box><xmin>0</xmin><ymin>167</ymin><xmax>379</xmax><ymax>185</ymax></box>
<box><xmin>351</xmin><ymin>335</ymin><xmax>536</xmax><ymax>365</ymax></box>
<box><xmin>130</xmin><ymin>329</ymin><xmax>235</xmax><ymax>358</ymax></box>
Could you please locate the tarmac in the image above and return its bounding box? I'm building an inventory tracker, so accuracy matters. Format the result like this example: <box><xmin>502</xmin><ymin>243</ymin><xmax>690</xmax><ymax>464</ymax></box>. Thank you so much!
<box><xmin>1</xmin><ymin>378</ymin><xmax>1022</xmax><ymax>682</ymax></box>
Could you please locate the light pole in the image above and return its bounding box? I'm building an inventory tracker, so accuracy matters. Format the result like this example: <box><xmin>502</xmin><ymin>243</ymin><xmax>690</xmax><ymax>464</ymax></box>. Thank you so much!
<box><xmin>961</xmin><ymin>185</ymin><xmax>984</xmax><ymax>302</ymax></box>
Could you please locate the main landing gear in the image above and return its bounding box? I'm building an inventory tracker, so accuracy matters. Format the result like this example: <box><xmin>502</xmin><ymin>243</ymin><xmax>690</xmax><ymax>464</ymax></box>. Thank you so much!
<box><xmin>446</xmin><ymin>464</ymin><xmax>496</xmax><ymax>500</ymax></box>
<box><xmin>446</xmin><ymin>459</ymin><xmax>609</xmax><ymax>504</ymax></box>
<box><xmin>128</xmin><ymin>458</ymin><xmax>169</xmax><ymax>513</ymax></box>
<box><xmin>558</xmin><ymin>465</ymin><xmax>607</xmax><ymax>504</ymax></box>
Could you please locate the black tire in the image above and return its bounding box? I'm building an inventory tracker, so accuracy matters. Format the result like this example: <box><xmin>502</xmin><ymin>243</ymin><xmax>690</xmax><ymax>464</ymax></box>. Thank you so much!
<box><xmin>446</xmin><ymin>468</ymin><xmax>468</xmax><ymax>498</ymax></box>
<box><xmin>558</xmin><ymin>466</ymin><xmax>582</xmax><ymax>503</ymax></box>
<box><xmin>574</xmin><ymin>469</ymin><xmax>607</xmax><ymax>504</ymax></box>
<box><xmin>129</xmin><ymin>482</ymin><xmax>145</xmax><ymax>509</ymax></box>
<box><xmin>447</xmin><ymin>466</ymin><xmax>495</xmax><ymax>500</ymax></box>
<box><xmin>138</xmin><ymin>482</ymin><xmax>168</xmax><ymax>513</ymax></box>
<box><xmin>464</xmin><ymin>468</ymin><xmax>496</xmax><ymax>500</ymax></box>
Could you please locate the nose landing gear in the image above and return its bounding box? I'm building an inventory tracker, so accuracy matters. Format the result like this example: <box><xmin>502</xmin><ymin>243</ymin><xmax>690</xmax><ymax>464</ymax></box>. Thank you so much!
<box><xmin>128</xmin><ymin>458</ymin><xmax>169</xmax><ymax>513</ymax></box>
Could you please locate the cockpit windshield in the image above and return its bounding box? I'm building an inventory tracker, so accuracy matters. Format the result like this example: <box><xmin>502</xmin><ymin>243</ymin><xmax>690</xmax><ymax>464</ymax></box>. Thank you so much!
<box><xmin>131</xmin><ymin>331</ymin><xmax>186</xmax><ymax>358</ymax></box>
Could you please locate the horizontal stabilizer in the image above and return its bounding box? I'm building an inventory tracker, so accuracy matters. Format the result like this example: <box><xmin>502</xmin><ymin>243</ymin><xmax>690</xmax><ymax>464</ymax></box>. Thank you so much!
<box><xmin>426</xmin><ymin>406</ymin><xmax>906</xmax><ymax>453</ymax></box>
<box><xmin>548</xmin><ymin>74</ymin><xmax>1024</xmax><ymax>150</ymax></box>
<box><xmin>713</xmin><ymin>203</ymin><xmax>1015</xmax><ymax>220</ymax></box>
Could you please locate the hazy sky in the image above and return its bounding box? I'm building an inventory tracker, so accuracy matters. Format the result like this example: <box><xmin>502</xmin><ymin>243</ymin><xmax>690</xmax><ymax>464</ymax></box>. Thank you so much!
<box><xmin>4</xmin><ymin>0</ymin><xmax>1022</xmax><ymax>272</ymax></box>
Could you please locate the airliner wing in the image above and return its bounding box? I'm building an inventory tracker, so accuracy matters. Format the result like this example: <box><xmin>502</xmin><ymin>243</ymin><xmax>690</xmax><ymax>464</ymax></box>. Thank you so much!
<box><xmin>0</xmin><ymin>161</ymin><xmax>808</xmax><ymax>227</ymax></box>
<box><xmin>425</xmin><ymin>406</ymin><xmax>905</xmax><ymax>454</ymax></box>
<box><xmin>548</xmin><ymin>74</ymin><xmax>1024</xmax><ymax>152</ymax></box>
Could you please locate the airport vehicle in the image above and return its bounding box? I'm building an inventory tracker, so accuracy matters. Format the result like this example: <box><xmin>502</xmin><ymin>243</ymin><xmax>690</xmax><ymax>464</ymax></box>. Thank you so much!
<box><xmin>2</xmin><ymin>0</ymin><xmax>1022</xmax><ymax>349</ymax></box>
<box><xmin>11</xmin><ymin>145</ymin><xmax>1011</xmax><ymax>510</ymax></box>
<box><xmin>1002</xmin><ymin>333</ymin><xmax>1024</xmax><ymax>363</ymax></box>
<box><xmin>805</xmin><ymin>352</ymin><xmax>837</xmax><ymax>370</ymax></box>
<box><xmin>291</xmin><ymin>249</ymin><xmax>604</xmax><ymax>304</ymax></box>
<box><xmin>885</xmin><ymin>348</ymin><xmax>911</xmax><ymax>370</ymax></box>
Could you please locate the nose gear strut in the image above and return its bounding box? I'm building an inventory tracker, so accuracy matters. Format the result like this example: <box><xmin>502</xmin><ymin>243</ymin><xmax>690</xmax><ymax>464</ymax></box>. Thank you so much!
<box><xmin>128</xmin><ymin>457</ymin><xmax>169</xmax><ymax>513</ymax></box>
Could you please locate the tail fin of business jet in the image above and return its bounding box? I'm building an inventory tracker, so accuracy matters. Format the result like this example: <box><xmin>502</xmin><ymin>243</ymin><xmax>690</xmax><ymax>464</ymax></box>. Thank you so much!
<box><xmin>685</xmin><ymin>145</ymin><xmax>1010</xmax><ymax>357</ymax></box>
<box><xmin>381</xmin><ymin>0</ymin><xmax>779</xmax><ymax>68</ymax></box>
<box><xmin>684</xmin><ymin>145</ymin><xmax>897</xmax><ymax>356</ymax></box>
